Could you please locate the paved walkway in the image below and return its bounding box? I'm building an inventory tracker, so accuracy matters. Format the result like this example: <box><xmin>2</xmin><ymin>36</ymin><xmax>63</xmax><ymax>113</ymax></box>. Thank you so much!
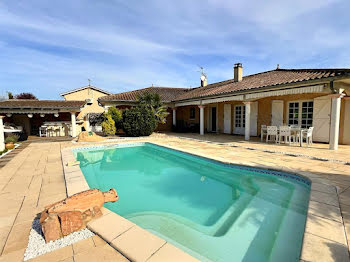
<box><xmin>165</xmin><ymin>132</ymin><xmax>350</xmax><ymax>164</ymax></box>
<box><xmin>0</xmin><ymin>135</ymin><xmax>349</xmax><ymax>261</ymax></box>
<box><xmin>0</xmin><ymin>141</ymin><xmax>128</xmax><ymax>261</ymax></box>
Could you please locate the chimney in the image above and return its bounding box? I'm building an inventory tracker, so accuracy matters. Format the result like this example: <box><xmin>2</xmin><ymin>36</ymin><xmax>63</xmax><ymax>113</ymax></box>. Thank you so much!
<box><xmin>234</xmin><ymin>63</ymin><xmax>243</xmax><ymax>82</ymax></box>
<box><xmin>200</xmin><ymin>73</ymin><xmax>207</xmax><ymax>87</ymax></box>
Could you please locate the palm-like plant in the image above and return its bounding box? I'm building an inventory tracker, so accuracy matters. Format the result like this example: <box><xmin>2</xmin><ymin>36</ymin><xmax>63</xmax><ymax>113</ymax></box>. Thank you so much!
<box><xmin>137</xmin><ymin>93</ymin><xmax>169</xmax><ymax>124</ymax></box>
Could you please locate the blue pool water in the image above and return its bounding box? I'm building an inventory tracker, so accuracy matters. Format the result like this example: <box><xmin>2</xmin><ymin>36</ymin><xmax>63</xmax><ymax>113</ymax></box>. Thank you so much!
<box><xmin>75</xmin><ymin>143</ymin><xmax>310</xmax><ymax>262</ymax></box>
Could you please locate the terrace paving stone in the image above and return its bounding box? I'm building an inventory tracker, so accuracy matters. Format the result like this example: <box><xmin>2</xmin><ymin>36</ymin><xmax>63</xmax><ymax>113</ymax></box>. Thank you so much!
<box><xmin>73</xmin><ymin>243</ymin><xmax>129</xmax><ymax>262</ymax></box>
<box><xmin>29</xmin><ymin>245</ymin><xmax>73</xmax><ymax>262</ymax></box>
<box><xmin>305</xmin><ymin>214</ymin><xmax>347</xmax><ymax>245</ymax></box>
<box><xmin>2</xmin><ymin>221</ymin><xmax>32</xmax><ymax>255</ymax></box>
<box><xmin>301</xmin><ymin>233</ymin><xmax>349</xmax><ymax>262</ymax></box>
<box><xmin>72</xmin><ymin>236</ymin><xmax>95</xmax><ymax>255</ymax></box>
<box><xmin>92</xmin><ymin>234</ymin><xmax>108</xmax><ymax>247</ymax></box>
<box><xmin>110</xmin><ymin>226</ymin><xmax>166</xmax><ymax>262</ymax></box>
<box><xmin>308</xmin><ymin>200</ymin><xmax>342</xmax><ymax>223</ymax></box>
<box><xmin>146</xmin><ymin>243</ymin><xmax>200</xmax><ymax>262</ymax></box>
<box><xmin>310</xmin><ymin>190</ymin><xmax>339</xmax><ymax>207</ymax></box>
<box><xmin>87</xmin><ymin>212</ymin><xmax>135</xmax><ymax>243</ymax></box>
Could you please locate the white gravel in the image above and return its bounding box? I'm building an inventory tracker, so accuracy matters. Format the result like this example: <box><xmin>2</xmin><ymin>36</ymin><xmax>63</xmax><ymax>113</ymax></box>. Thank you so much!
<box><xmin>24</xmin><ymin>218</ymin><xmax>95</xmax><ymax>261</ymax></box>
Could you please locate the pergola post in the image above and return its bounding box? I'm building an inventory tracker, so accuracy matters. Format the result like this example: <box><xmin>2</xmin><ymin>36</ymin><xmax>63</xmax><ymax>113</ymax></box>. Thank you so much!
<box><xmin>85</xmin><ymin>114</ymin><xmax>90</xmax><ymax>132</ymax></box>
<box><xmin>244</xmin><ymin>102</ymin><xmax>251</xmax><ymax>140</ymax></box>
<box><xmin>0</xmin><ymin>116</ymin><xmax>5</xmax><ymax>152</ymax></box>
<box><xmin>71</xmin><ymin>112</ymin><xmax>77</xmax><ymax>137</ymax></box>
<box><xmin>198</xmin><ymin>105</ymin><xmax>205</xmax><ymax>135</ymax></box>
<box><xmin>172</xmin><ymin>108</ymin><xmax>177</xmax><ymax>126</ymax></box>
<box><xmin>329</xmin><ymin>94</ymin><xmax>343</xmax><ymax>150</ymax></box>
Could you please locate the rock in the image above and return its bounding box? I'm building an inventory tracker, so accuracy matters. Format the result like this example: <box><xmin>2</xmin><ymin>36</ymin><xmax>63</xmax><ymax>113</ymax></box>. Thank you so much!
<box><xmin>40</xmin><ymin>188</ymin><xmax>118</xmax><ymax>242</ymax></box>
<box><xmin>77</xmin><ymin>131</ymin><xmax>105</xmax><ymax>142</ymax></box>
<box><xmin>59</xmin><ymin>211</ymin><xmax>85</xmax><ymax>236</ymax></box>
<box><xmin>41</xmin><ymin>214</ymin><xmax>62</xmax><ymax>242</ymax></box>
<box><xmin>46</xmin><ymin>189</ymin><xmax>118</xmax><ymax>214</ymax></box>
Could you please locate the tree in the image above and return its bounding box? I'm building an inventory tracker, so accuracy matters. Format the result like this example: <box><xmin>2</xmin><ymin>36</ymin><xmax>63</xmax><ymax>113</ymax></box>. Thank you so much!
<box><xmin>7</xmin><ymin>92</ymin><xmax>13</xmax><ymax>99</ymax></box>
<box><xmin>106</xmin><ymin>107</ymin><xmax>123</xmax><ymax>131</ymax></box>
<box><xmin>15</xmin><ymin>93</ymin><xmax>37</xmax><ymax>100</ymax></box>
<box><xmin>122</xmin><ymin>105</ymin><xmax>157</xmax><ymax>137</ymax></box>
<box><xmin>101</xmin><ymin>114</ymin><xmax>116</xmax><ymax>136</ymax></box>
<box><xmin>137</xmin><ymin>93</ymin><xmax>169</xmax><ymax>124</ymax></box>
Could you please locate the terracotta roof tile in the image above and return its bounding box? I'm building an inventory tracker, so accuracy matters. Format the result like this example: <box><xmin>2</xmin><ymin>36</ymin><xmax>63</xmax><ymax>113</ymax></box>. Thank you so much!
<box><xmin>0</xmin><ymin>99</ymin><xmax>86</xmax><ymax>109</ymax></box>
<box><xmin>99</xmin><ymin>86</ymin><xmax>189</xmax><ymax>102</ymax></box>
<box><xmin>176</xmin><ymin>68</ymin><xmax>350</xmax><ymax>101</ymax></box>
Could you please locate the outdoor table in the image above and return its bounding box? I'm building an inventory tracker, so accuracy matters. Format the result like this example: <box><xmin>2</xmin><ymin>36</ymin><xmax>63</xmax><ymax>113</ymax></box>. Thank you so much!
<box><xmin>261</xmin><ymin>126</ymin><xmax>308</xmax><ymax>147</ymax></box>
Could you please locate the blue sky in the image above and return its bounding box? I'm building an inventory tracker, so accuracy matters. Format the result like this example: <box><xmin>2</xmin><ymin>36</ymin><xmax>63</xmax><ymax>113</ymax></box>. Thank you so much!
<box><xmin>0</xmin><ymin>0</ymin><xmax>350</xmax><ymax>99</ymax></box>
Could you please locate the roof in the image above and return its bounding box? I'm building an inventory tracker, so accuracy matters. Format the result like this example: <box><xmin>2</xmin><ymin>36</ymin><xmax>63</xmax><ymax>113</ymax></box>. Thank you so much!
<box><xmin>175</xmin><ymin>68</ymin><xmax>350</xmax><ymax>101</ymax></box>
<box><xmin>60</xmin><ymin>85</ymin><xmax>112</xmax><ymax>96</ymax></box>
<box><xmin>99</xmin><ymin>86</ymin><xmax>189</xmax><ymax>103</ymax></box>
<box><xmin>0</xmin><ymin>99</ymin><xmax>86</xmax><ymax>109</ymax></box>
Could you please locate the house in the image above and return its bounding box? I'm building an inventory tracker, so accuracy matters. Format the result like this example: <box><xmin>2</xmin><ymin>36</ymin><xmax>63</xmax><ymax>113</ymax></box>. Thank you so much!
<box><xmin>0</xmin><ymin>100</ymin><xmax>85</xmax><ymax>137</ymax></box>
<box><xmin>0</xmin><ymin>85</ymin><xmax>110</xmax><ymax>139</ymax></box>
<box><xmin>61</xmin><ymin>85</ymin><xmax>112</xmax><ymax>132</ymax></box>
<box><xmin>99</xmin><ymin>64</ymin><xmax>350</xmax><ymax>150</ymax></box>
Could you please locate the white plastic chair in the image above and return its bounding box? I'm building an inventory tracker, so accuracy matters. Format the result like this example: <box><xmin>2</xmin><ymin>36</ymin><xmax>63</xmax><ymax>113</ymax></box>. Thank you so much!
<box><xmin>279</xmin><ymin>126</ymin><xmax>293</xmax><ymax>144</ymax></box>
<box><xmin>266</xmin><ymin>126</ymin><xmax>278</xmax><ymax>143</ymax></box>
<box><xmin>303</xmin><ymin>127</ymin><xmax>314</xmax><ymax>146</ymax></box>
<box><xmin>261</xmin><ymin>125</ymin><xmax>267</xmax><ymax>141</ymax></box>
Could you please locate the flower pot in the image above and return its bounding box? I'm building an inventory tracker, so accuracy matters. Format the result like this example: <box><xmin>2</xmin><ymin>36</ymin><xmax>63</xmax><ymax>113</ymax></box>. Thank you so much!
<box><xmin>5</xmin><ymin>142</ymin><xmax>15</xmax><ymax>150</ymax></box>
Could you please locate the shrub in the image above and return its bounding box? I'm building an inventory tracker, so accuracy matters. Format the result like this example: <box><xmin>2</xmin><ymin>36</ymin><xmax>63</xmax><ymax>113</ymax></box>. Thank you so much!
<box><xmin>101</xmin><ymin>114</ymin><xmax>116</xmax><ymax>136</ymax></box>
<box><xmin>5</xmin><ymin>135</ymin><xmax>19</xmax><ymax>143</ymax></box>
<box><xmin>106</xmin><ymin>107</ymin><xmax>123</xmax><ymax>131</ymax></box>
<box><xmin>137</xmin><ymin>93</ymin><xmax>169</xmax><ymax>125</ymax></box>
<box><xmin>122</xmin><ymin>105</ymin><xmax>157</xmax><ymax>137</ymax></box>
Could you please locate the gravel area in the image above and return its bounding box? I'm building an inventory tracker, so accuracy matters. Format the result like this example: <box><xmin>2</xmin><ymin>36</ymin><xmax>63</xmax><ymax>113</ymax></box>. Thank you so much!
<box><xmin>24</xmin><ymin>218</ymin><xmax>94</xmax><ymax>261</ymax></box>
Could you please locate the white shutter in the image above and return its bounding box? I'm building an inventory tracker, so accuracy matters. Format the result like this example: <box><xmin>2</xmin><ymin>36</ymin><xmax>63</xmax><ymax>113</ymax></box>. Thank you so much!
<box><xmin>313</xmin><ymin>96</ymin><xmax>331</xmax><ymax>142</ymax></box>
<box><xmin>271</xmin><ymin>100</ymin><xmax>284</xmax><ymax>126</ymax></box>
<box><xmin>224</xmin><ymin>104</ymin><xmax>231</xmax><ymax>134</ymax></box>
<box><xmin>250</xmin><ymin>102</ymin><xmax>258</xmax><ymax>136</ymax></box>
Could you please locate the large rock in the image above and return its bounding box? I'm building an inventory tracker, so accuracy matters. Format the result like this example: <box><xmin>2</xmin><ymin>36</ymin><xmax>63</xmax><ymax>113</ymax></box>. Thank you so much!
<box><xmin>59</xmin><ymin>211</ymin><xmax>85</xmax><ymax>236</ymax></box>
<box><xmin>77</xmin><ymin>131</ymin><xmax>105</xmax><ymax>142</ymax></box>
<box><xmin>40</xmin><ymin>188</ymin><xmax>118</xmax><ymax>242</ymax></box>
<box><xmin>41</xmin><ymin>214</ymin><xmax>62</xmax><ymax>242</ymax></box>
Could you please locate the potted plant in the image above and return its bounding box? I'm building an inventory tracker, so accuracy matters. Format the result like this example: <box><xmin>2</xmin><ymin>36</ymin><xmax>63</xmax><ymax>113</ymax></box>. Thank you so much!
<box><xmin>5</xmin><ymin>135</ymin><xmax>19</xmax><ymax>150</ymax></box>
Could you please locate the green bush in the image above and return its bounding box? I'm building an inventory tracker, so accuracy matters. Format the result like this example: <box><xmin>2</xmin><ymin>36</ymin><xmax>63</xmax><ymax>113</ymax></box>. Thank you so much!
<box><xmin>106</xmin><ymin>107</ymin><xmax>123</xmax><ymax>131</ymax></box>
<box><xmin>101</xmin><ymin>114</ymin><xmax>116</xmax><ymax>136</ymax></box>
<box><xmin>122</xmin><ymin>105</ymin><xmax>157</xmax><ymax>136</ymax></box>
<box><xmin>5</xmin><ymin>135</ymin><xmax>19</xmax><ymax>143</ymax></box>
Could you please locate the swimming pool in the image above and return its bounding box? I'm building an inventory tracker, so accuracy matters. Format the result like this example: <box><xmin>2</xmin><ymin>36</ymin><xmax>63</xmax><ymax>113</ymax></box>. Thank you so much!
<box><xmin>75</xmin><ymin>143</ymin><xmax>310</xmax><ymax>262</ymax></box>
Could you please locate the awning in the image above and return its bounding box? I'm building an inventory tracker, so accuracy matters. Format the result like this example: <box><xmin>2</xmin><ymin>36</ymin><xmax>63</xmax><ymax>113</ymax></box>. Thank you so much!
<box><xmin>245</xmin><ymin>84</ymin><xmax>326</xmax><ymax>100</ymax></box>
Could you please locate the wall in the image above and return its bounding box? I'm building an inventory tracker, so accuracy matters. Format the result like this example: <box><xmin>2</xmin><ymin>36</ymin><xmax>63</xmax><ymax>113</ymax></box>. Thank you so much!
<box><xmin>155</xmin><ymin>108</ymin><xmax>173</xmax><ymax>132</ymax></box>
<box><xmin>341</xmin><ymin>99</ymin><xmax>350</xmax><ymax>144</ymax></box>
<box><xmin>63</xmin><ymin>88</ymin><xmax>108</xmax><ymax>131</ymax></box>
<box><xmin>63</xmin><ymin>88</ymin><xmax>107</xmax><ymax>119</ymax></box>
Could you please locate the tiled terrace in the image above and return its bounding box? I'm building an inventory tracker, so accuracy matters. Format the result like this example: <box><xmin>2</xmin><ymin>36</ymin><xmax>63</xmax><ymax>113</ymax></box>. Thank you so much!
<box><xmin>0</xmin><ymin>133</ymin><xmax>349</xmax><ymax>261</ymax></box>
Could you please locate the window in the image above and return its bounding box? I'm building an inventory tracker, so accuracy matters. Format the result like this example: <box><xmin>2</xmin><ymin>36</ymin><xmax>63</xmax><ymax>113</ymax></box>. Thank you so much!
<box><xmin>288</xmin><ymin>101</ymin><xmax>313</xmax><ymax>128</ymax></box>
<box><xmin>189</xmin><ymin>107</ymin><xmax>196</xmax><ymax>120</ymax></box>
<box><xmin>302</xmin><ymin>101</ymin><xmax>313</xmax><ymax>128</ymax></box>
<box><xmin>288</xmin><ymin>102</ymin><xmax>299</xmax><ymax>126</ymax></box>
<box><xmin>234</xmin><ymin>105</ymin><xmax>245</xmax><ymax>128</ymax></box>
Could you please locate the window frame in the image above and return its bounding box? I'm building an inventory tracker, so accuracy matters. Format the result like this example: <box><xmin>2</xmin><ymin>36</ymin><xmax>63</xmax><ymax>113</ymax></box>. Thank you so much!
<box><xmin>287</xmin><ymin>100</ymin><xmax>314</xmax><ymax>128</ymax></box>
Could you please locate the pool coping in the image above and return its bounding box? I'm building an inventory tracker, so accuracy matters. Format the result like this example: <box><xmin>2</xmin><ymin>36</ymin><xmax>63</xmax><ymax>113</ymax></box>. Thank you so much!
<box><xmin>61</xmin><ymin>140</ymin><xmax>349</xmax><ymax>262</ymax></box>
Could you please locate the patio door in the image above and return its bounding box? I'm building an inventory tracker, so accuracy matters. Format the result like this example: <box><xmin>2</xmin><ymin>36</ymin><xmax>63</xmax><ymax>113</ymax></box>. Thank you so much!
<box><xmin>313</xmin><ymin>96</ymin><xmax>331</xmax><ymax>142</ymax></box>
<box><xmin>234</xmin><ymin>105</ymin><xmax>245</xmax><ymax>135</ymax></box>
<box><xmin>224</xmin><ymin>104</ymin><xmax>231</xmax><ymax>134</ymax></box>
